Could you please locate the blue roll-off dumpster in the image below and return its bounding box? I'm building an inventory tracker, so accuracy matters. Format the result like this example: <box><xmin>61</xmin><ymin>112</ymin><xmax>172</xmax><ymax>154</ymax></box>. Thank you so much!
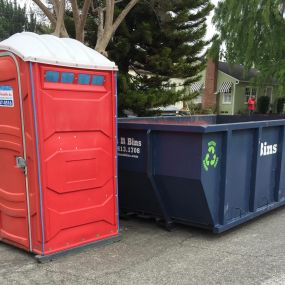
<box><xmin>118</xmin><ymin>115</ymin><xmax>285</xmax><ymax>233</ymax></box>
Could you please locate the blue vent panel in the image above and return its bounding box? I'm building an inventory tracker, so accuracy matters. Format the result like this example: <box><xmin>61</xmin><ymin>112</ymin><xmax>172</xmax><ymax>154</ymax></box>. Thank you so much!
<box><xmin>92</xmin><ymin>75</ymin><xmax>104</xmax><ymax>86</ymax></box>
<box><xmin>61</xmin><ymin>72</ymin><xmax>74</xmax><ymax>83</ymax></box>
<box><xmin>78</xmin><ymin>74</ymin><xmax>91</xmax><ymax>85</ymax></box>
<box><xmin>45</xmin><ymin>71</ymin><xmax>59</xmax><ymax>82</ymax></box>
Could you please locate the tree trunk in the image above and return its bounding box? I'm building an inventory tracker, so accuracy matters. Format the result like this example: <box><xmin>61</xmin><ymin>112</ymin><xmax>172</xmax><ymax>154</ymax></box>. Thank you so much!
<box><xmin>53</xmin><ymin>0</ymin><xmax>66</xmax><ymax>37</ymax></box>
<box><xmin>95</xmin><ymin>0</ymin><xmax>140</xmax><ymax>55</ymax></box>
<box><xmin>70</xmin><ymin>0</ymin><xmax>92</xmax><ymax>42</ymax></box>
<box><xmin>32</xmin><ymin>0</ymin><xmax>69</xmax><ymax>38</ymax></box>
<box><xmin>95</xmin><ymin>30</ymin><xmax>113</xmax><ymax>55</ymax></box>
<box><xmin>33</xmin><ymin>0</ymin><xmax>139</xmax><ymax>46</ymax></box>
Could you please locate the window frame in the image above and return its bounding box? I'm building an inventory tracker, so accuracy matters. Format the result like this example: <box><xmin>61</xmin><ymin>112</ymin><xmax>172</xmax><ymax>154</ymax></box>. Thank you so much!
<box><xmin>221</xmin><ymin>85</ymin><xmax>233</xmax><ymax>105</ymax></box>
<box><xmin>222</xmin><ymin>93</ymin><xmax>233</xmax><ymax>105</ymax></box>
<box><xmin>244</xmin><ymin>86</ymin><xmax>258</xmax><ymax>103</ymax></box>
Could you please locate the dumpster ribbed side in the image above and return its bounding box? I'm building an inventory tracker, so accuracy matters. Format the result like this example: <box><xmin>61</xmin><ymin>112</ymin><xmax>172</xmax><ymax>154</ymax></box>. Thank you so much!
<box><xmin>118</xmin><ymin>117</ymin><xmax>285</xmax><ymax>233</ymax></box>
<box><xmin>206</xmin><ymin>125</ymin><xmax>285</xmax><ymax>233</ymax></box>
<box><xmin>118</xmin><ymin>127</ymin><xmax>214</xmax><ymax>229</ymax></box>
<box><xmin>276</xmin><ymin>126</ymin><xmax>285</xmax><ymax>201</ymax></box>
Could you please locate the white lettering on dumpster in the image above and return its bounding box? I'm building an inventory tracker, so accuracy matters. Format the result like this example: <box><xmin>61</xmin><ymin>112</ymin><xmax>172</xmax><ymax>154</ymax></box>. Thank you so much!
<box><xmin>118</xmin><ymin>136</ymin><xmax>142</xmax><ymax>159</ymax></box>
<box><xmin>260</xmin><ymin>141</ymin><xmax>278</xmax><ymax>157</ymax></box>
<box><xmin>0</xmin><ymin>86</ymin><xmax>14</xmax><ymax>107</ymax></box>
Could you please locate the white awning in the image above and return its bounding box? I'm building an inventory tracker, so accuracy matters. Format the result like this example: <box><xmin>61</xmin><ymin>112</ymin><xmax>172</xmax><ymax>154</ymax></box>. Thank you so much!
<box><xmin>191</xmin><ymin>82</ymin><xmax>204</xmax><ymax>92</ymax></box>
<box><xmin>219</xmin><ymin>81</ymin><xmax>233</xmax><ymax>93</ymax></box>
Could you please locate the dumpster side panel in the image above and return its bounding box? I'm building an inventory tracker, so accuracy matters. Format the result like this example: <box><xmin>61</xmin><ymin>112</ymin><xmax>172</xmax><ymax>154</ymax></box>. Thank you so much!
<box><xmin>118</xmin><ymin>117</ymin><xmax>285</xmax><ymax>233</ymax></box>
<box><xmin>201</xmin><ymin>133</ymin><xmax>224</xmax><ymax>226</ymax></box>
<box><xmin>255</xmin><ymin>127</ymin><xmax>280</xmax><ymax>208</ymax></box>
<box><xmin>118</xmin><ymin>128</ymin><xmax>214</xmax><ymax>227</ymax></box>
<box><xmin>278</xmin><ymin>126</ymin><xmax>285</xmax><ymax>200</ymax></box>
<box><xmin>118</xmin><ymin>129</ymin><xmax>147</xmax><ymax>173</ymax></box>
<box><xmin>118</xmin><ymin>129</ymin><xmax>163</xmax><ymax>215</ymax></box>
<box><xmin>32</xmin><ymin>64</ymin><xmax>118</xmax><ymax>254</ymax></box>
<box><xmin>153</xmin><ymin>132</ymin><xmax>201</xmax><ymax>179</ymax></box>
<box><xmin>224</xmin><ymin>129</ymin><xmax>254</xmax><ymax>222</ymax></box>
<box><xmin>206</xmin><ymin>124</ymin><xmax>285</xmax><ymax>232</ymax></box>
<box><xmin>153</xmin><ymin>131</ymin><xmax>213</xmax><ymax>226</ymax></box>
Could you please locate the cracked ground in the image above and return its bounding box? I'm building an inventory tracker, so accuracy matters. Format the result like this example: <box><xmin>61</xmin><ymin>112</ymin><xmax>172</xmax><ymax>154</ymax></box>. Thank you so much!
<box><xmin>1</xmin><ymin>208</ymin><xmax>285</xmax><ymax>285</ymax></box>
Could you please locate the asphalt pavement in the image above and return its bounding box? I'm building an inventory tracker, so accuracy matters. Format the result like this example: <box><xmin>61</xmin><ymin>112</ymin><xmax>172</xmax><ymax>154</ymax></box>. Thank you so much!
<box><xmin>1</xmin><ymin>207</ymin><xmax>285</xmax><ymax>285</ymax></box>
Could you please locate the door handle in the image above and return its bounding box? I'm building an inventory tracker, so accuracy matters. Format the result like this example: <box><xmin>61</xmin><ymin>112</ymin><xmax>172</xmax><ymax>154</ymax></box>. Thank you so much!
<box><xmin>16</xmin><ymin>156</ymin><xmax>26</xmax><ymax>171</ymax></box>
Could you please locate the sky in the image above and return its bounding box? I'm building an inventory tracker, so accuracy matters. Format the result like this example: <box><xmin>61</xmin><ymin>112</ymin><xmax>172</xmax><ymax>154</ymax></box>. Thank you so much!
<box><xmin>19</xmin><ymin>0</ymin><xmax>31</xmax><ymax>7</ymax></box>
<box><xmin>206</xmin><ymin>0</ymin><xmax>219</xmax><ymax>41</ymax></box>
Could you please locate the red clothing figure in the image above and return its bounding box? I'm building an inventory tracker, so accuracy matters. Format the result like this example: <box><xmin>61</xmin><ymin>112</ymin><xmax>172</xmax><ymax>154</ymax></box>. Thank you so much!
<box><xmin>247</xmin><ymin>97</ymin><xmax>256</xmax><ymax>115</ymax></box>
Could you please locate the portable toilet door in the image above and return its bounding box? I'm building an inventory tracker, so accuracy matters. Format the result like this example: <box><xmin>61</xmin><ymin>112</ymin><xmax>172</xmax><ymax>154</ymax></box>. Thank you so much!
<box><xmin>0</xmin><ymin>32</ymin><xmax>120</xmax><ymax>261</ymax></box>
<box><xmin>0</xmin><ymin>52</ymin><xmax>31</xmax><ymax>251</ymax></box>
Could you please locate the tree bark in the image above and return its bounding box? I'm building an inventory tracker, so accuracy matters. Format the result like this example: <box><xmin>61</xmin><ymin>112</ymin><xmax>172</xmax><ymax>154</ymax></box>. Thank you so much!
<box><xmin>32</xmin><ymin>0</ymin><xmax>69</xmax><ymax>37</ymax></box>
<box><xmin>53</xmin><ymin>0</ymin><xmax>66</xmax><ymax>37</ymax></box>
<box><xmin>70</xmin><ymin>0</ymin><xmax>92</xmax><ymax>42</ymax></box>
<box><xmin>96</xmin><ymin>6</ymin><xmax>104</xmax><ymax>45</ymax></box>
<box><xmin>32</xmin><ymin>0</ymin><xmax>139</xmax><ymax>49</ymax></box>
<box><xmin>95</xmin><ymin>0</ymin><xmax>140</xmax><ymax>54</ymax></box>
<box><xmin>112</xmin><ymin>0</ymin><xmax>139</xmax><ymax>36</ymax></box>
<box><xmin>32</xmin><ymin>0</ymin><xmax>56</xmax><ymax>26</ymax></box>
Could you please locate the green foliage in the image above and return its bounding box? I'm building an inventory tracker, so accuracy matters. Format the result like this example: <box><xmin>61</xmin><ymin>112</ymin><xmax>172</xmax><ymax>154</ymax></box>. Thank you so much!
<box><xmin>0</xmin><ymin>0</ymin><xmax>46</xmax><ymax>40</ymax></box>
<box><xmin>107</xmin><ymin>0</ymin><xmax>213</xmax><ymax>116</ymax></box>
<box><xmin>63</xmin><ymin>1</ymin><xmax>213</xmax><ymax>116</ymax></box>
<box><xmin>0</xmin><ymin>0</ymin><xmax>27</xmax><ymax>40</ymax></box>
<box><xmin>213</xmin><ymin>0</ymin><xmax>285</xmax><ymax>94</ymax></box>
<box><xmin>277</xmin><ymin>97</ymin><xmax>285</xmax><ymax>113</ymax></box>
<box><xmin>26</xmin><ymin>11</ymin><xmax>51</xmax><ymax>35</ymax></box>
<box><xmin>65</xmin><ymin>8</ymin><xmax>97</xmax><ymax>48</ymax></box>
<box><xmin>257</xmin><ymin>95</ymin><xmax>270</xmax><ymax>114</ymax></box>
<box><xmin>117</xmin><ymin>73</ymin><xmax>186</xmax><ymax>116</ymax></box>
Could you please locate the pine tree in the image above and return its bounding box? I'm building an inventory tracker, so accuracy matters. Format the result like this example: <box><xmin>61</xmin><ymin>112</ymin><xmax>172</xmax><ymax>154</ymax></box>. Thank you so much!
<box><xmin>213</xmin><ymin>0</ymin><xmax>285</xmax><ymax>94</ymax></box>
<box><xmin>0</xmin><ymin>0</ymin><xmax>26</xmax><ymax>40</ymax></box>
<box><xmin>56</xmin><ymin>0</ymin><xmax>213</xmax><ymax>116</ymax></box>
<box><xmin>0</xmin><ymin>0</ymin><xmax>43</xmax><ymax>41</ymax></box>
<box><xmin>25</xmin><ymin>12</ymin><xmax>37</xmax><ymax>33</ymax></box>
<box><xmin>107</xmin><ymin>0</ymin><xmax>213</xmax><ymax>116</ymax></box>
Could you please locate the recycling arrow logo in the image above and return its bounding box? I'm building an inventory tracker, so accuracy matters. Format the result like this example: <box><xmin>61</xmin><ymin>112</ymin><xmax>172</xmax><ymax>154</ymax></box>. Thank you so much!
<box><xmin>203</xmin><ymin>141</ymin><xmax>219</xmax><ymax>171</ymax></box>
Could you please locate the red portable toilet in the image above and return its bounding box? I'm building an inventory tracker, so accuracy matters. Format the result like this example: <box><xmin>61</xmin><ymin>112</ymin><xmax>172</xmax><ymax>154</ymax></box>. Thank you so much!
<box><xmin>0</xmin><ymin>32</ymin><xmax>120</xmax><ymax>261</ymax></box>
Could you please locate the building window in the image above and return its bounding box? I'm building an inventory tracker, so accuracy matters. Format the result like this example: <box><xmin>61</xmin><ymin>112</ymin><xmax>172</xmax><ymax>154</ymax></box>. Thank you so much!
<box><xmin>223</xmin><ymin>93</ymin><xmax>232</xmax><ymax>104</ymax></box>
<box><xmin>245</xmin><ymin>87</ymin><xmax>257</xmax><ymax>102</ymax></box>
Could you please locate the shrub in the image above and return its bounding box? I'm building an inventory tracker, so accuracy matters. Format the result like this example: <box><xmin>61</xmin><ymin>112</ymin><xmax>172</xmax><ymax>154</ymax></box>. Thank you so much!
<box><xmin>257</xmin><ymin>96</ymin><xmax>270</xmax><ymax>114</ymax></box>
<box><xmin>277</xmin><ymin>97</ymin><xmax>285</xmax><ymax>114</ymax></box>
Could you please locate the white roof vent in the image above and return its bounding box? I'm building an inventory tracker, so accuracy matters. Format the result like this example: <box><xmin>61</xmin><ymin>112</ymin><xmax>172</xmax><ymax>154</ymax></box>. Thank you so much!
<box><xmin>0</xmin><ymin>32</ymin><xmax>117</xmax><ymax>71</ymax></box>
